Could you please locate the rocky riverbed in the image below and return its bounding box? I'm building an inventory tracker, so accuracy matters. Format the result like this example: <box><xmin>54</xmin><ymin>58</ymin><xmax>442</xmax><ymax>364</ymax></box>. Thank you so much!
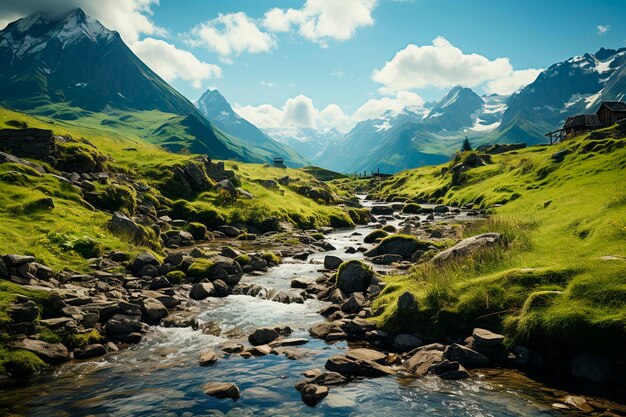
<box><xmin>0</xmin><ymin>197</ymin><xmax>624</xmax><ymax>416</ymax></box>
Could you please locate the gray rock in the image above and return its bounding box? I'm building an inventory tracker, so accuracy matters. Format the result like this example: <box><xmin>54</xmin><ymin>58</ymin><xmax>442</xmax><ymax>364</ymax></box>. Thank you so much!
<box><xmin>325</xmin><ymin>355</ymin><xmax>395</xmax><ymax>377</ymax></box>
<box><xmin>431</xmin><ymin>233</ymin><xmax>501</xmax><ymax>266</ymax></box>
<box><xmin>249</xmin><ymin>328</ymin><xmax>280</xmax><ymax>346</ymax></box>
<box><xmin>141</xmin><ymin>297</ymin><xmax>168</xmax><ymax>324</ymax></box>
<box><xmin>110</xmin><ymin>212</ymin><xmax>148</xmax><ymax>244</ymax></box>
<box><xmin>393</xmin><ymin>334</ymin><xmax>423</xmax><ymax>351</ymax></box>
<box><xmin>21</xmin><ymin>339</ymin><xmax>69</xmax><ymax>364</ymax></box>
<box><xmin>336</xmin><ymin>261</ymin><xmax>374</xmax><ymax>294</ymax></box>
<box><xmin>364</xmin><ymin>236</ymin><xmax>424</xmax><ymax>259</ymax></box>
<box><xmin>341</xmin><ymin>293</ymin><xmax>366</xmax><ymax>314</ymax></box>
<box><xmin>324</xmin><ymin>255</ymin><xmax>343</xmax><ymax>270</ymax></box>
<box><xmin>217</xmin><ymin>225</ymin><xmax>241</xmax><ymax>237</ymax></box>
<box><xmin>3</xmin><ymin>254</ymin><xmax>35</xmax><ymax>267</ymax></box>
<box><xmin>189</xmin><ymin>283</ymin><xmax>215</xmax><ymax>300</ymax></box>
<box><xmin>199</xmin><ymin>349</ymin><xmax>219</xmax><ymax>366</ymax></box>
<box><xmin>75</xmin><ymin>344</ymin><xmax>107</xmax><ymax>359</ymax></box>
<box><xmin>296</xmin><ymin>382</ymin><xmax>329</xmax><ymax>406</ymax></box>
<box><xmin>405</xmin><ymin>348</ymin><xmax>444</xmax><ymax>376</ymax></box>
<box><xmin>397</xmin><ymin>291</ymin><xmax>418</xmax><ymax>312</ymax></box>
<box><xmin>131</xmin><ymin>252</ymin><xmax>159</xmax><ymax>273</ymax></box>
<box><xmin>203</xmin><ymin>382</ymin><xmax>240</xmax><ymax>399</ymax></box>
<box><xmin>443</xmin><ymin>344</ymin><xmax>490</xmax><ymax>368</ymax></box>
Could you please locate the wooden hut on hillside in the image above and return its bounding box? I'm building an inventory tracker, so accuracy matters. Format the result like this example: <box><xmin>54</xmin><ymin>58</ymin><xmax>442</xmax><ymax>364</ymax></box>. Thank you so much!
<box><xmin>596</xmin><ymin>101</ymin><xmax>626</xmax><ymax>126</ymax></box>
<box><xmin>563</xmin><ymin>114</ymin><xmax>602</xmax><ymax>136</ymax></box>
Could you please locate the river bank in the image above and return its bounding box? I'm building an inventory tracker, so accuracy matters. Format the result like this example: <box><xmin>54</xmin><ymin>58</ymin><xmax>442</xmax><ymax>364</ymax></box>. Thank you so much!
<box><xmin>0</xmin><ymin>196</ymin><xmax>624</xmax><ymax>416</ymax></box>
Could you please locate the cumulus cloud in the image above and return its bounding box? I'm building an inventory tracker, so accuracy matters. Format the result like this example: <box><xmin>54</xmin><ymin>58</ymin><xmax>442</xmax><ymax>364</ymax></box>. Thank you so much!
<box><xmin>597</xmin><ymin>25</ymin><xmax>609</xmax><ymax>35</ymax></box>
<box><xmin>234</xmin><ymin>91</ymin><xmax>425</xmax><ymax>133</ymax></box>
<box><xmin>185</xmin><ymin>12</ymin><xmax>276</xmax><ymax>57</ymax></box>
<box><xmin>373</xmin><ymin>37</ymin><xmax>513</xmax><ymax>91</ymax></box>
<box><xmin>0</xmin><ymin>0</ymin><xmax>164</xmax><ymax>43</ymax></box>
<box><xmin>484</xmin><ymin>68</ymin><xmax>542</xmax><ymax>95</ymax></box>
<box><xmin>130</xmin><ymin>38</ymin><xmax>221</xmax><ymax>89</ymax></box>
<box><xmin>263</xmin><ymin>0</ymin><xmax>377</xmax><ymax>44</ymax></box>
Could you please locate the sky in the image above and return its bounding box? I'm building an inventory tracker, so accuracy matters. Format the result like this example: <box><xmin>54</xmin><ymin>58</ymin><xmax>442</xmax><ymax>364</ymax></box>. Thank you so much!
<box><xmin>1</xmin><ymin>0</ymin><xmax>626</xmax><ymax>133</ymax></box>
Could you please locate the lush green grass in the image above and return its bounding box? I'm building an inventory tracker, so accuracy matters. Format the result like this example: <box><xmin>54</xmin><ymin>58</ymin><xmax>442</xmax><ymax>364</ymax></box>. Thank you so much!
<box><xmin>300</xmin><ymin>166</ymin><xmax>347</xmax><ymax>181</ymax></box>
<box><xmin>371</xmin><ymin>129</ymin><xmax>626</xmax><ymax>356</ymax></box>
<box><xmin>0</xmin><ymin>108</ymin><xmax>357</xmax><ymax>269</ymax></box>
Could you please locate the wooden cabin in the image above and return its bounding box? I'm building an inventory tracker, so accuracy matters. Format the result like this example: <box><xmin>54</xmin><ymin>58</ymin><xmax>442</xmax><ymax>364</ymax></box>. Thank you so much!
<box><xmin>563</xmin><ymin>114</ymin><xmax>602</xmax><ymax>136</ymax></box>
<box><xmin>273</xmin><ymin>157</ymin><xmax>286</xmax><ymax>168</ymax></box>
<box><xmin>596</xmin><ymin>101</ymin><xmax>626</xmax><ymax>126</ymax></box>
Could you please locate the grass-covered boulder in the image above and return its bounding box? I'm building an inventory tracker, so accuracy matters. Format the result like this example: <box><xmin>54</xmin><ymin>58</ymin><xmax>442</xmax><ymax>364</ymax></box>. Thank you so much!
<box><xmin>336</xmin><ymin>260</ymin><xmax>374</xmax><ymax>294</ymax></box>
<box><xmin>186</xmin><ymin>259</ymin><xmax>215</xmax><ymax>280</ymax></box>
<box><xmin>165</xmin><ymin>270</ymin><xmax>186</xmax><ymax>284</ymax></box>
<box><xmin>364</xmin><ymin>229</ymin><xmax>388</xmax><ymax>244</ymax></box>
<box><xmin>185</xmin><ymin>222</ymin><xmax>208</xmax><ymax>240</ymax></box>
<box><xmin>364</xmin><ymin>235</ymin><xmax>430</xmax><ymax>259</ymax></box>
<box><xmin>261</xmin><ymin>251</ymin><xmax>281</xmax><ymax>265</ymax></box>
<box><xmin>401</xmin><ymin>203</ymin><xmax>422</xmax><ymax>214</ymax></box>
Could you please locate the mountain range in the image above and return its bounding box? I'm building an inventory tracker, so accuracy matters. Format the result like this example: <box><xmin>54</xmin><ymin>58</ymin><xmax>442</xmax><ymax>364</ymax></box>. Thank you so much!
<box><xmin>1</xmin><ymin>9</ymin><xmax>625</xmax><ymax>174</ymax></box>
<box><xmin>0</xmin><ymin>9</ymin><xmax>306</xmax><ymax>166</ymax></box>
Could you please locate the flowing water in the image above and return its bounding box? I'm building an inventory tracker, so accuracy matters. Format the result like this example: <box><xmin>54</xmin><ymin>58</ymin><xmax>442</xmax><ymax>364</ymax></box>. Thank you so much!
<box><xmin>0</xmin><ymin>199</ymin><xmax>565</xmax><ymax>416</ymax></box>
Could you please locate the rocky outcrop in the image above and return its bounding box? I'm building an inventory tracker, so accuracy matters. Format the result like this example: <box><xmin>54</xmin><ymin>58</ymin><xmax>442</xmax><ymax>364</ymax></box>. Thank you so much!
<box><xmin>431</xmin><ymin>233</ymin><xmax>501</xmax><ymax>266</ymax></box>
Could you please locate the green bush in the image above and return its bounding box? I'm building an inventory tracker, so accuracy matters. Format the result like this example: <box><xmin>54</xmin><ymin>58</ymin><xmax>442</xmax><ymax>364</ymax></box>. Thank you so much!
<box><xmin>364</xmin><ymin>229</ymin><xmax>388</xmax><ymax>243</ymax></box>
<box><xmin>72</xmin><ymin>237</ymin><xmax>103</xmax><ymax>258</ymax></box>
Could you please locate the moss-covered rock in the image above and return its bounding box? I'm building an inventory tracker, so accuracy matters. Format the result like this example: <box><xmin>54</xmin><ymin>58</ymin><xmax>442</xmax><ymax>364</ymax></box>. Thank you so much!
<box><xmin>364</xmin><ymin>229</ymin><xmax>388</xmax><ymax>244</ymax></box>
<box><xmin>187</xmin><ymin>259</ymin><xmax>216</xmax><ymax>280</ymax></box>
<box><xmin>185</xmin><ymin>222</ymin><xmax>208</xmax><ymax>240</ymax></box>
<box><xmin>166</xmin><ymin>270</ymin><xmax>186</xmax><ymax>284</ymax></box>
<box><xmin>401</xmin><ymin>203</ymin><xmax>422</xmax><ymax>214</ymax></box>
<box><xmin>336</xmin><ymin>260</ymin><xmax>374</xmax><ymax>294</ymax></box>
<box><xmin>234</xmin><ymin>254</ymin><xmax>250</xmax><ymax>266</ymax></box>
<box><xmin>365</xmin><ymin>235</ymin><xmax>430</xmax><ymax>259</ymax></box>
<box><xmin>84</xmin><ymin>184</ymin><xmax>136</xmax><ymax>215</ymax></box>
<box><xmin>261</xmin><ymin>251</ymin><xmax>281</xmax><ymax>265</ymax></box>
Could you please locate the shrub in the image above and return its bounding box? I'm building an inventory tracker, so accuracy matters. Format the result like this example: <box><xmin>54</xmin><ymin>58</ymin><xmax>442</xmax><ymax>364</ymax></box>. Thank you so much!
<box><xmin>364</xmin><ymin>229</ymin><xmax>388</xmax><ymax>243</ymax></box>
<box><xmin>71</xmin><ymin>237</ymin><xmax>103</xmax><ymax>259</ymax></box>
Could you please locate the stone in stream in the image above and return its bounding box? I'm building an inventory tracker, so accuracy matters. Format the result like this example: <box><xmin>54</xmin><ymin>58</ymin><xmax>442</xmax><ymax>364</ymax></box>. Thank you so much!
<box><xmin>140</xmin><ymin>297</ymin><xmax>168</xmax><ymax>324</ymax></box>
<box><xmin>341</xmin><ymin>293</ymin><xmax>366</xmax><ymax>314</ymax></box>
<box><xmin>220</xmin><ymin>342</ymin><xmax>244</xmax><ymax>354</ymax></box>
<box><xmin>364</xmin><ymin>236</ymin><xmax>427</xmax><ymax>259</ymax></box>
<box><xmin>325</xmin><ymin>355</ymin><xmax>395</xmax><ymax>377</ymax></box>
<box><xmin>431</xmin><ymin>233</ymin><xmax>501</xmax><ymax>266</ymax></box>
<box><xmin>309</xmin><ymin>322</ymin><xmax>346</xmax><ymax>341</ymax></box>
<box><xmin>189</xmin><ymin>283</ymin><xmax>215</xmax><ymax>300</ymax></box>
<box><xmin>294</xmin><ymin>381</ymin><xmax>329</xmax><ymax>406</ymax></box>
<box><xmin>405</xmin><ymin>348</ymin><xmax>444</xmax><ymax>376</ymax></box>
<box><xmin>269</xmin><ymin>338</ymin><xmax>309</xmax><ymax>348</ymax></box>
<box><xmin>203</xmin><ymin>382</ymin><xmax>240</xmax><ymax>399</ymax></box>
<box><xmin>442</xmin><ymin>344</ymin><xmax>490</xmax><ymax>368</ymax></box>
<box><xmin>247</xmin><ymin>344</ymin><xmax>273</xmax><ymax>356</ymax></box>
<box><xmin>248</xmin><ymin>328</ymin><xmax>280</xmax><ymax>346</ymax></box>
<box><xmin>393</xmin><ymin>334</ymin><xmax>423</xmax><ymax>351</ymax></box>
<box><xmin>20</xmin><ymin>339</ymin><xmax>69</xmax><ymax>365</ymax></box>
<box><xmin>75</xmin><ymin>344</ymin><xmax>107</xmax><ymax>360</ymax></box>
<box><xmin>199</xmin><ymin>349</ymin><xmax>219</xmax><ymax>366</ymax></box>
<box><xmin>346</xmin><ymin>348</ymin><xmax>387</xmax><ymax>364</ymax></box>
<box><xmin>563</xmin><ymin>395</ymin><xmax>594</xmax><ymax>413</ymax></box>
<box><xmin>290</xmin><ymin>278</ymin><xmax>309</xmax><ymax>289</ymax></box>
<box><xmin>323</xmin><ymin>255</ymin><xmax>343</xmax><ymax>270</ymax></box>
<box><xmin>335</xmin><ymin>260</ymin><xmax>374</xmax><ymax>294</ymax></box>
<box><xmin>311</xmin><ymin>371</ymin><xmax>347</xmax><ymax>386</ymax></box>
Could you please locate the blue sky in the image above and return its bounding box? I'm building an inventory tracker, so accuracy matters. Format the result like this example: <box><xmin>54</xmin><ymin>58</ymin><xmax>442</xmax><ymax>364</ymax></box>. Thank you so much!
<box><xmin>2</xmin><ymin>0</ymin><xmax>626</xmax><ymax>132</ymax></box>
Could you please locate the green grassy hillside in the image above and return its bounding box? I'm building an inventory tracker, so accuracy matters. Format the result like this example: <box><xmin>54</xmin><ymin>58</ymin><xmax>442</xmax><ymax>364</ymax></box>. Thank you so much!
<box><xmin>0</xmin><ymin>108</ymin><xmax>356</xmax><ymax>270</ymax></box>
<box><xmin>370</xmin><ymin>128</ymin><xmax>626</xmax><ymax>356</ymax></box>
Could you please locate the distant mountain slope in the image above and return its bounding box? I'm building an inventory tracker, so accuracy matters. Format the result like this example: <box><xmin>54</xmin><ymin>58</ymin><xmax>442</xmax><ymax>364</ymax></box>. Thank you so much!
<box><xmin>493</xmin><ymin>47</ymin><xmax>626</xmax><ymax>145</ymax></box>
<box><xmin>195</xmin><ymin>89</ymin><xmax>308</xmax><ymax>167</ymax></box>
<box><xmin>315</xmin><ymin>89</ymin><xmax>506</xmax><ymax>174</ymax></box>
<box><xmin>0</xmin><ymin>9</ymin><xmax>299</xmax><ymax>164</ymax></box>
<box><xmin>262</xmin><ymin>126</ymin><xmax>343</xmax><ymax>160</ymax></box>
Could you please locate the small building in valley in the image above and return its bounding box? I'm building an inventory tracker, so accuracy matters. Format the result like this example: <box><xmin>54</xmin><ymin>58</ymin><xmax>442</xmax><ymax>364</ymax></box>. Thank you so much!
<box><xmin>596</xmin><ymin>101</ymin><xmax>626</xmax><ymax>126</ymax></box>
<box><xmin>273</xmin><ymin>157</ymin><xmax>286</xmax><ymax>168</ymax></box>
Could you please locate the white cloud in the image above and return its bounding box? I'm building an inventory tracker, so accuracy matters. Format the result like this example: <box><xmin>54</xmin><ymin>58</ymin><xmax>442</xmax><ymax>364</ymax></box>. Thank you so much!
<box><xmin>263</xmin><ymin>0</ymin><xmax>377</xmax><ymax>45</ymax></box>
<box><xmin>597</xmin><ymin>25</ymin><xmax>610</xmax><ymax>35</ymax></box>
<box><xmin>0</xmin><ymin>0</ymin><xmax>165</xmax><ymax>43</ymax></box>
<box><xmin>234</xmin><ymin>91</ymin><xmax>425</xmax><ymax>133</ymax></box>
<box><xmin>261</xmin><ymin>81</ymin><xmax>276</xmax><ymax>87</ymax></box>
<box><xmin>130</xmin><ymin>38</ymin><xmax>221</xmax><ymax>89</ymax></box>
<box><xmin>373</xmin><ymin>37</ymin><xmax>517</xmax><ymax>92</ymax></box>
<box><xmin>484</xmin><ymin>68</ymin><xmax>542</xmax><ymax>95</ymax></box>
<box><xmin>331</xmin><ymin>70</ymin><xmax>345</xmax><ymax>78</ymax></box>
<box><xmin>186</xmin><ymin>12</ymin><xmax>276</xmax><ymax>57</ymax></box>
<box><xmin>372</xmin><ymin>37</ymin><xmax>541</xmax><ymax>95</ymax></box>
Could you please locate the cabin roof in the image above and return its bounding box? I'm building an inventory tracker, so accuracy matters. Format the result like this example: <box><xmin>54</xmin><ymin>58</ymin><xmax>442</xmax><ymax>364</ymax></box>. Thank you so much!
<box><xmin>563</xmin><ymin>114</ymin><xmax>602</xmax><ymax>129</ymax></box>
<box><xmin>599</xmin><ymin>101</ymin><xmax>626</xmax><ymax>112</ymax></box>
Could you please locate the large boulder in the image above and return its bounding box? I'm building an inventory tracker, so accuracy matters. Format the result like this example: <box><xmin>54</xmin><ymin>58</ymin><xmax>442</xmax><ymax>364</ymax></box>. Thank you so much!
<box><xmin>364</xmin><ymin>235</ymin><xmax>427</xmax><ymax>259</ymax></box>
<box><xmin>21</xmin><ymin>339</ymin><xmax>69</xmax><ymax>365</ymax></box>
<box><xmin>323</xmin><ymin>255</ymin><xmax>343</xmax><ymax>270</ymax></box>
<box><xmin>335</xmin><ymin>260</ymin><xmax>374</xmax><ymax>294</ymax></box>
<box><xmin>295</xmin><ymin>382</ymin><xmax>329</xmax><ymax>406</ymax></box>
<box><xmin>110</xmin><ymin>212</ymin><xmax>149</xmax><ymax>244</ymax></box>
<box><xmin>431</xmin><ymin>233</ymin><xmax>501</xmax><ymax>266</ymax></box>
<box><xmin>189</xmin><ymin>283</ymin><xmax>215</xmax><ymax>300</ymax></box>
<box><xmin>405</xmin><ymin>347</ymin><xmax>444</xmax><ymax>376</ymax></box>
<box><xmin>130</xmin><ymin>252</ymin><xmax>159</xmax><ymax>274</ymax></box>
<box><xmin>141</xmin><ymin>297</ymin><xmax>168</xmax><ymax>324</ymax></box>
<box><xmin>249</xmin><ymin>328</ymin><xmax>280</xmax><ymax>346</ymax></box>
<box><xmin>203</xmin><ymin>382</ymin><xmax>240</xmax><ymax>399</ymax></box>
<box><xmin>442</xmin><ymin>344</ymin><xmax>490</xmax><ymax>368</ymax></box>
